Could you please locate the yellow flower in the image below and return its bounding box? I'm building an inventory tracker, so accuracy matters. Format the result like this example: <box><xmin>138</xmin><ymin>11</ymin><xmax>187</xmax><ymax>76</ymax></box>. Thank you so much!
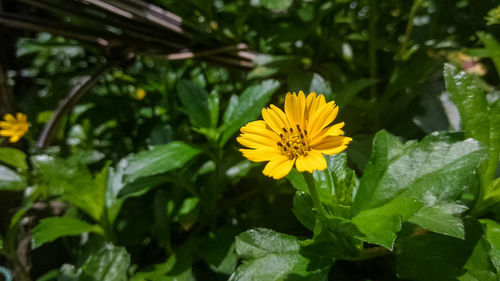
<box><xmin>136</xmin><ymin>88</ymin><xmax>146</xmax><ymax>101</ymax></box>
<box><xmin>237</xmin><ymin>91</ymin><xmax>352</xmax><ymax>180</ymax></box>
<box><xmin>0</xmin><ymin>113</ymin><xmax>29</xmax><ymax>143</ymax></box>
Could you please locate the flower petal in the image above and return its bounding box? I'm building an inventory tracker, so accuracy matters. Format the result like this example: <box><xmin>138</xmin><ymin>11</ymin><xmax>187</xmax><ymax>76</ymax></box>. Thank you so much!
<box><xmin>312</xmin><ymin>136</ymin><xmax>352</xmax><ymax>154</ymax></box>
<box><xmin>269</xmin><ymin>104</ymin><xmax>290</xmax><ymax>130</ymax></box>
<box><xmin>295</xmin><ymin>150</ymin><xmax>327</xmax><ymax>173</ymax></box>
<box><xmin>0</xmin><ymin>130</ymin><xmax>14</xmax><ymax>136</ymax></box>
<box><xmin>240</xmin><ymin>120</ymin><xmax>280</xmax><ymax>142</ymax></box>
<box><xmin>308</xmin><ymin>101</ymin><xmax>338</xmax><ymax>134</ymax></box>
<box><xmin>0</xmin><ymin>121</ymin><xmax>13</xmax><ymax>129</ymax></box>
<box><xmin>262</xmin><ymin>108</ymin><xmax>288</xmax><ymax>134</ymax></box>
<box><xmin>310</xmin><ymin>122</ymin><xmax>345</xmax><ymax>141</ymax></box>
<box><xmin>306</xmin><ymin>95</ymin><xmax>327</xmax><ymax>132</ymax></box>
<box><xmin>237</xmin><ymin>133</ymin><xmax>278</xmax><ymax>149</ymax></box>
<box><xmin>304</xmin><ymin>92</ymin><xmax>316</xmax><ymax>119</ymax></box>
<box><xmin>262</xmin><ymin>155</ymin><xmax>295</xmax><ymax>179</ymax></box>
<box><xmin>240</xmin><ymin>148</ymin><xmax>283</xmax><ymax>162</ymax></box>
<box><xmin>285</xmin><ymin>92</ymin><xmax>306</xmax><ymax>129</ymax></box>
<box><xmin>16</xmin><ymin>113</ymin><xmax>27</xmax><ymax>122</ymax></box>
<box><xmin>3</xmin><ymin>114</ymin><xmax>15</xmax><ymax>122</ymax></box>
<box><xmin>9</xmin><ymin>134</ymin><xmax>21</xmax><ymax>143</ymax></box>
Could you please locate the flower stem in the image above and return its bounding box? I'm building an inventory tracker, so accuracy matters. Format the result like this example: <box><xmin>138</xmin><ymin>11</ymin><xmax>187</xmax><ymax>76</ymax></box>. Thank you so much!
<box><xmin>303</xmin><ymin>172</ymin><xmax>328</xmax><ymax>217</ymax></box>
<box><xmin>400</xmin><ymin>0</ymin><xmax>423</xmax><ymax>60</ymax></box>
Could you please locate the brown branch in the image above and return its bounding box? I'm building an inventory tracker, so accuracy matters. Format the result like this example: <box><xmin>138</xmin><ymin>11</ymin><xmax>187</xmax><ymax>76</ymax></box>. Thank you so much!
<box><xmin>232</xmin><ymin>50</ymin><xmax>257</xmax><ymax>62</ymax></box>
<box><xmin>207</xmin><ymin>55</ymin><xmax>254</xmax><ymax>69</ymax></box>
<box><xmin>0</xmin><ymin>13</ymin><xmax>118</xmax><ymax>47</ymax></box>
<box><xmin>37</xmin><ymin>51</ymin><xmax>135</xmax><ymax>149</ymax></box>
<box><xmin>78</xmin><ymin>0</ymin><xmax>192</xmax><ymax>39</ymax></box>
<box><xmin>18</xmin><ymin>0</ymin><xmax>187</xmax><ymax>50</ymax></box>
<box><xmin>165</xmin><ymin>43</ymin><xmax>248</xmax><ymax>60</ymax></box>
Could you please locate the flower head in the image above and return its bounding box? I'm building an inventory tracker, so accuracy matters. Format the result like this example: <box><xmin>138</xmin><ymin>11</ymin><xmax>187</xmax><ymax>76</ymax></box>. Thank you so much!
<box><xmin>136</xmin><ymin>88</ymin><xmax>146</xmax><ymax>101</ymax></box>
<box><xmin>0</xmin><ymin>113</ymin><xmax>29</xmax><ymax>143</ymax></box>
<box><xmin>237</xmin><ymin>91</ymin><xmax>351</xmax><ymax>179</ymax></box>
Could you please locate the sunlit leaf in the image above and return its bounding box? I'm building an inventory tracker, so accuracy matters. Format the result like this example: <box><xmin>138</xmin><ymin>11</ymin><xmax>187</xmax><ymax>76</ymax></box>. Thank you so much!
<box><xmin>230</xmin><ymin>228</ymin><xmax>330</xmax><ymax>281</ymax></box>
<box><xmin>124</xmin><ymin>141</ymin><xmax>201</xmax><ymax>183</ymax></box>
<box><xmin>32</xmin><ymin>217</ymin><xmax>104</xmax><ymax>249</ymax></box>
<box><xmin>219</xmin><ymin>80</ymin><xmax>279</xmax><ymax>146</ymax></box>
<box><xmin>58</xmin><ymin>245</ymin><xmax>130</xmax><ymax>281</ymax></box>
<box><xmin>480</xmin><ymin>219</ymin><xmax>500</xmax><ymax>272</ymax></box>
<box><xmin>353</xmin><ymin>130</ymin><xmax>487</xmax><ymax>212</ymax></box>
<box><xmin>0</xmin><ymin>148</ymin><xmax>27</xmax><ymax>171</ymax></box>
<box><xmin>0</xmin><ymin>166</ymin><xmax>26</xmax><ymax>191</ymax></box>
<box><xmin>408</xmin><ymin>203</ymin><xmax>467</xmax><ymax>239</ymax></box>
<box><xmin>260</xmin><ymin>0</ymin><xmax>293</xmax><ymax>11</ymax></box>
<box><xmin>33</xmin><ymin>156</ymin><xmax>105</xmax><ymax>221</ymax></box>
<box><xmin>351</xmin><ymin>197</ymin><xmax>423</xmax><ymax>249</ymax></box>
<box><xmin>444</xmin><ymin>63</ymin><xmax>489</xmax><ymax>147</ymax></box>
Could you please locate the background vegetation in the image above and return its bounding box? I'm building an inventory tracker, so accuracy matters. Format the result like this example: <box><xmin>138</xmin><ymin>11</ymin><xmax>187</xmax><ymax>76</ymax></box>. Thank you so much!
<box><xmin>0</xmin><ymin>0</ymin><xmax>500</xmax><ymax>280</ymax></box>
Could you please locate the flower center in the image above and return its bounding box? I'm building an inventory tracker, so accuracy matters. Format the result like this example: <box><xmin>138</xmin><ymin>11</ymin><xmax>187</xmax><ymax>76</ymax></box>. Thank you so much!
<box><xmin>277</xmin><ymin>124</ymin><xmax>310</xmax><ymax>159</ymax></box>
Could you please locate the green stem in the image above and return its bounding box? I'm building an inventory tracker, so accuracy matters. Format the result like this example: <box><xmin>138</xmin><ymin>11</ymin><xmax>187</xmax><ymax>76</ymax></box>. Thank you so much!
<box><xmin>400</xmin><ymin>0</ymin><xmax>423</xmax><ymax>60</ymax></box>
<box><xmin>303</xmin><ymin>172</ymin><xmax>328</xmax><ymax>217</ymax></box>
<box><xmin>208</xmin><ymin>146</ymin><xmax>224</xmax><ymax>229</ymax></box>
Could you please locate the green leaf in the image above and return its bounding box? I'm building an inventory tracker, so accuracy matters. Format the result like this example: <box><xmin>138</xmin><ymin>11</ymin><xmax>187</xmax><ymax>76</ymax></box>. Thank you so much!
<box><xmin>219</xmin><ymin>80</ymin><xmax>279</xmax><ymax>146</ymax></box>
<box><xmin>313</xmin><ymin>154</ymin><xmax>358</xmax><ymax>218</ymax></box>
<box><xmin>288</xmin><ymin>153</ymin><xmax>358</xmax><ymax>218</ymax></box>
<box><xmin>408</xmin><ymin>203</ymin><xmax>467</xmax><ymax>239</ymax></box>
<box><xmin>477</xmin><ymin>32</ymin><xmax>500</xmax><ymax>73</ymax></box>
<box><xmin>82</xmin><ymin>246</ymin><xmax>130</xmax><ymax>281</ymax></box>
<box><xmin>307</xmin><ymin>216</ymin><xmax>362</xmax><ymax>259</ymax></box>
<box><xmin>396</xmin><ymin>219</ymin><xmax>486</xmax><ymax>281</ymax></box>
<box><xmin>443</xmin><ymin>63</ymin><xmax>489</xmax><ymax>148</ymax></box>
<box><xmin>0</xmin><ymin>148</ymin><xmax>27</xmax><ymax>170</ymax></box>
<box><xmin>124</xmin><ymin>141</ymin><xmax>201</xmax><ymax>183</ymax></box>
<box><xmin>353</xmin><ymin>130</ymin><xmax>487</xmax><ymax>212</ymax></box>
<box><xmin>32</xmin><ymin>217</ymin><xmax>103</xmax><ymax>249</ymax></box>
<box><xmin>260</xmin><ymin>0</ymin><xmax>293</xmax><ymax>11</ymax></box>
<box><xmin>0</xmin><ymin>166</ymin><xmax>26</xmax><ymax>190</ymax></box>
<box><xmin>480</xmin><ymin>219</ymin><xmax>500</xmax><ymax>272</ymax></box>
<box><xmin>444</xmin><ymin>63</ymin><xmax>500</xmax><ymax>204</ymax></box>
<box><xmin>225</xmin><ymin>160</ymin><xmax>256</xmax><ymax>183</ymax></box>
<box><xmin>287</xmin><ymin>168</ymin><xmax>308</xmax><ymax>193</ymax></box>
<box><xmin>118</xmin><ymin>174</ymin><xmax>172</xmax><ymax>199</ymax></box>
<box><xmin>230</xmin><ymin>228</ymin><xmax>330</xmax><ymax>281</ymax></box>
<box><xmin>208</xmin><ymin>92</ymin><xmax>220</xmax><ymax>128</ymax></box>
<box><xmin>177</xmin><ymin>80</ymin><xmax>211</xmax><ymax>128</ymax></box>
<box><xmin>176</xmin><ymin>197</ymin><xmax>199</xmax><ymax>229</ymax></box>
<box><xmin>351</xmin><ymin>197</ymin><xmax>424</xmax><ymax>249</ymax></box>
<box><xmin>33</xmin><ymin>156</ymin><xmax>105</xmax><ymax>221</ymax></box>
<box><xmin>58</xmin><ymin>245</ymin><xmax>131</xmax><ymax>281</ymax></box>
<box><xmin>105</xmin><ymin>163</ymin><xmax>124</xmax><ymax>224</ymax></box>
<box><xmin>292</xmin><ymin>192</ymin><xmax>315</xmax><ymax>231</ymax></box>
<box><xmin>352</xmin><ymin>130</ymin><xmax>486</xmax><ymax>243</ymax></box>
<box><xmin>458</xmin><ymin>271</ymin><xmax>498</xmax><ymax>281</ymax></box>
